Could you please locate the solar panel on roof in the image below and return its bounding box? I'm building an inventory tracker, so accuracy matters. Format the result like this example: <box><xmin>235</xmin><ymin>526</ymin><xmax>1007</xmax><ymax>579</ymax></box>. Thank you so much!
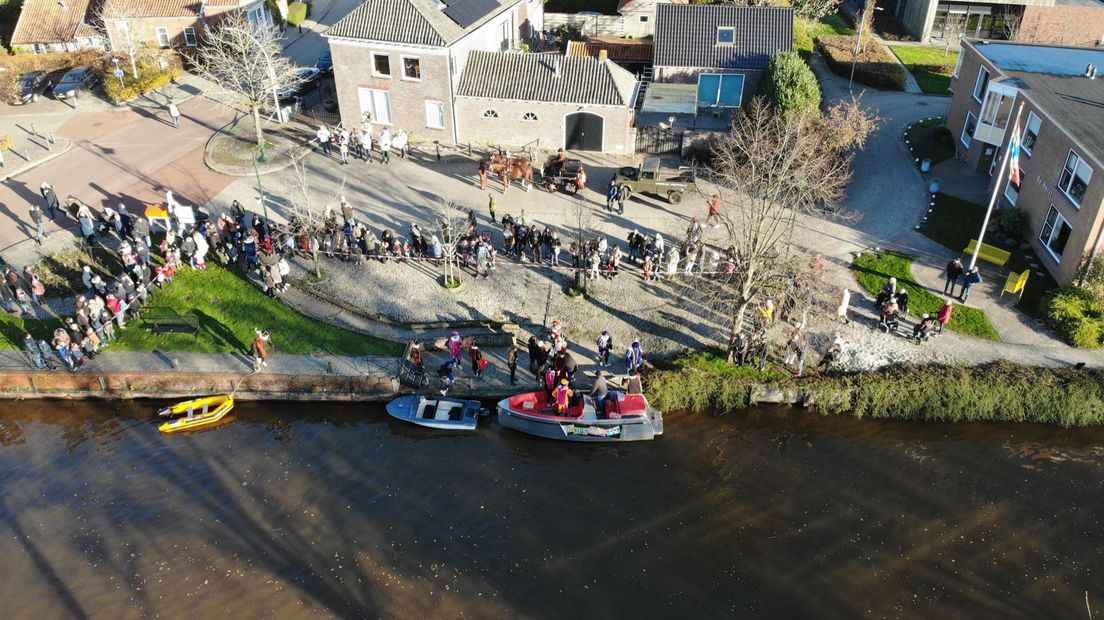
<box><xmin>443</xmin><ymin>0</ymin><xmax>498</xmax><ymax>28</ymax></box>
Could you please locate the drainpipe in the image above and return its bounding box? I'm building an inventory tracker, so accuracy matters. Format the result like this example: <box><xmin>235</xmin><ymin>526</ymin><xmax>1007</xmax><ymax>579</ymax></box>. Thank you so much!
<box><xmin>448</xmin><ymin>52</ymin><xmax>460</xmax><ymax>145</ymax></box>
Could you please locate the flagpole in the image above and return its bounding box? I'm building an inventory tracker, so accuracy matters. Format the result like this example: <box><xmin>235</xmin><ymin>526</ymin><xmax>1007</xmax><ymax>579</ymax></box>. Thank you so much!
<box><xmin>969</xmin><ymin>101</ymin><xmax>1025</xmax><ymax>271</ymax></box>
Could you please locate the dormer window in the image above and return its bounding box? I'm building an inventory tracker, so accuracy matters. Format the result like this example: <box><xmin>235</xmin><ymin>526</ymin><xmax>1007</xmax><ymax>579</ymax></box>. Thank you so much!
<box><xmin>717</xmin><ymin>28</ymin><xmax>734</xmax><ymax>45</ymax></box>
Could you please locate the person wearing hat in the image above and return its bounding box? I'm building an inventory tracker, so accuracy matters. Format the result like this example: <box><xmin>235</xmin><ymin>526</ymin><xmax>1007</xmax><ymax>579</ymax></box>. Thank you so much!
<box><xmin>936</xmin><ymin>299</ymin><xmax>954</xmax><ymax>334</ymax></box>
<box><xmin>590</xmin><ymin>370</ymin><xmax>609</xmax><ymax>415</ymax></box>
<box><xmin>554</xmin><ymin>377</ymin><xmax>573</xmax><ymax>415</ymax></box>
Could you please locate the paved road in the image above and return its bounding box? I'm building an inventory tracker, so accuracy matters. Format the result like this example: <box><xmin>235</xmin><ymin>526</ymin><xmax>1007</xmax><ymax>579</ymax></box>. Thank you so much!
<box><xmin>0</xmin><ymin>93</ymin><xmax>239</xmax><ymax>254</ymax></box>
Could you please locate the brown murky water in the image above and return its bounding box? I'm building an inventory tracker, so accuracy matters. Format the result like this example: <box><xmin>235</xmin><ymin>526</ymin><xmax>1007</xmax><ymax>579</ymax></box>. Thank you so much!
<box><xmin>0</xmin><ymin>400</ymin><xmax>1100</xmax><ymax>619</ymax></box>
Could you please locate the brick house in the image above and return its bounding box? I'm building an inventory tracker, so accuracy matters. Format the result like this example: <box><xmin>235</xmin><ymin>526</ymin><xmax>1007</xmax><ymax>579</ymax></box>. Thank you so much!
<box><xmin>455</xmin><ymin>50</ymin><xmax>638</xmax><ymax>152</ymax></box>
<box><xmin>11</xmin><ymin>0</ymin><xmax>271</xmax><ymax>54</ymax></box>
<box><xmin>323</xmin><ymin>0</ymin><xmax>544</xmax><ymax>144</ymax></box>
<box><xmin>10</xmin><ymin>0</ymin><xmax>105</xmax><ymax>53</ymax></box>
<box><xmin>100</xmin><ymin>0</ymin><xmax>272</xmax><ymax>52</ymax></box>
<box><xmin>648</xmin><ymin>4</ymin><xmax>792</xmax><ymax>118</ymax></box>
<box><xmin>947</xmin><ymin>40</ymin><xmax>1104</xmax><ymax>284</ymax></box>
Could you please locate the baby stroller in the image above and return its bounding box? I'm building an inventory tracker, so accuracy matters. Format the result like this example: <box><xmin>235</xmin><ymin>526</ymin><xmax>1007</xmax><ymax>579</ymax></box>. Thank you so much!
<box><xmin>879</xmin><ymin>308</ymin><xmax>900</xmax><ymax>334</ymax></box>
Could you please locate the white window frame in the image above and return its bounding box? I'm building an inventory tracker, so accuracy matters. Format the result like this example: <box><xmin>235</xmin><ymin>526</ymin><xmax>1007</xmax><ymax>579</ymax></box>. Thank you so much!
<box><xmin>183</xmin><ymin>27</ymin><xmax>197</xmax><ymax>47</ymax></box>
<box><xmin>972</xmin><ymin>66</ymin><xmax>990</xmax><ymax>102</ymax></box>
<box><xmin>372</xmin><ymin>53</ymin><xmax>391</xmax><ymax>78</ymax></box>
<box><xmin>425</xmin><ymin>100</ymin><xmax>445</xmax><ymax>129</ymax></box>
<box><xmin>716</xmin><ymin>27</ymin><xmax>735</xmax><ymax>45</ymax></box>
<box><xmin>1039</xmin><ymin>205</ymin><xmax>1072</xmax><ymax>261</ymax></box>
<box><xmin>952</xmin><ymin>51</ymin><xmax>963</xmax><ymax>78</ymax></box>
<box><xmin>961</xmin><ymin>111</ymin><xmax>976</xmax><ymax>149</ymax></box>
<box><xmin>401</xmin><ymin>55</ymin><xmax>421</xmax><ymax>81</ymax></box>
<box><xmin>1021</xmin><ymin>111</ymin><xmax>1041</xmax><ymax>156</ymax></box>
<box><xmin>522</xmin><ymin>112</ymin><xmax>538</xmax><ymax>121</ymax></box>
<box><xmin>1004</xmin><ymin>176</ymin><xmax>1020</xmax><ymax>205</ymax></box>
<box><xmin>156</xmin><ymin>27</ymin><xmax>170</xmax><ymax>48</ymax></box>
<box><xmin>483</xmin><ymin>110</ymin><xmax>499</xmax><ymax>119</ymax></box>
<box><xmin>1058</xmin><ymin>149</ymin><xmax>1093</xmax><ymax>208</ymax></box>
<box><xmin>358</xmin><ymin>87</ymin><xmax>392</xmax><ymax>126</ymax></box>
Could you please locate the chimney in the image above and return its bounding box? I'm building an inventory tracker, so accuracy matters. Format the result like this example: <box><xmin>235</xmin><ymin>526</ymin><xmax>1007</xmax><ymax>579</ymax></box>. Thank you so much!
<box><xmin>1092</xmin><ymin>65</ymin><xmax>1099</xmax><ymax>79</ymax></box>
<box><xmin>553</xmin><ymin>57</ymin><xmax>561</xmax><ymax>78</ymax></box>
<box><xmin>1086</xmin><ymin>63</ymin><xmax>1094</xmax><ymax>78</ymax></box>
<box><xmin>599</xmin><ymin>49</ymin><xmax>608</xmax><ymax>63</ymax></box>
<box><xmin>57</xmin><ymin>0</ymin><xmax>67</xmax><ymax>8</ymax></box>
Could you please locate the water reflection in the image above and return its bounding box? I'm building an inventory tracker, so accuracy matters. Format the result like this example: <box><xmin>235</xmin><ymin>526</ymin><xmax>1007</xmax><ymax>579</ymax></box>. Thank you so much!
<box><xmin>0</xmin><ymin>400</ymin><xmax>1099</xmax><ymax>618</ymax></box>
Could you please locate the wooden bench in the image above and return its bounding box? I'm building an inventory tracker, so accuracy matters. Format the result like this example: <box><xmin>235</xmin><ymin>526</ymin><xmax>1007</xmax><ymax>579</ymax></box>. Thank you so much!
<box><xmin>146</xmin><ymin>307</ymin><xmax>199</xmax><ymax>336</ymax></box>
<box><xmin>963</xmin><ymin>239</ymin><xmax>1011</xmax><ymax>267</ymax></box>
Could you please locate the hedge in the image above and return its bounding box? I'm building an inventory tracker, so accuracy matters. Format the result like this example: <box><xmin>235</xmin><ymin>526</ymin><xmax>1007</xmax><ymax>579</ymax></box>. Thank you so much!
<box><xmin>760</xmin><ymin>50</ymin><xmax>821</xmax><ymax>113</ymax></box>
<box><xmin>104</xmin><ymin>65</ymin><xmax>182</xmax><ymax>103</ymax></box>
<box><xmin>1040</xmin><ymin>285</ymin><xmax>1104</xmax><ymax>348</ymax></box>
<box><xmin>287</xmin><ymin>2</ymin><xmax>309</xmax><ymax>26</ymax></box>
<box><xmin>816</xmin><ymin>34</ymin><xmax>907</xmax><ymax>90</ymax></box>
<box><xmin>646</xmin><ymin>362</ymin><xmax>1104</xmax><ymax>427</ymax></box>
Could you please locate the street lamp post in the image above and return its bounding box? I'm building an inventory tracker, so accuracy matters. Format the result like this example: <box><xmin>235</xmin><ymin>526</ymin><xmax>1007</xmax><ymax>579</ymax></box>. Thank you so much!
<box><xmin>849</xmin><ymin>3</ymin><xmax>883</xmax><ymax>92</ymax></box>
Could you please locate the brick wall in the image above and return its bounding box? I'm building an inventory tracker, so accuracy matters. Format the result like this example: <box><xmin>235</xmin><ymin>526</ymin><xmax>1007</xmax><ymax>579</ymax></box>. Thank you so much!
<box><xmin>987</xmin><ymin>100</ymin><xmax>1104</xmax><ymax>284</ymax></box>
<box><xmin>0</xmin><ymin>371</ymin><xmax>397</xmax><ymax>400</ymax></box>
<box><xmin>1019</xmin><ymin>6</ymin><xmax>1104</xmax><ymax>48</ymax></box>
<box><xmin>946</xmin><ymin>46</ymin><xmax>994</xmax><ymax>173</ymax></box>
<box><xmin>454</xmin><ymin>97</ymin><xmax>634</xmax><ymax>153</ymax></box>
<box><xmin>108</xmin><ymin>17</ymin><xmax>198</xmax><ymax>51</ymax></box>
<box><xmin>330</xmin><ymin>41</ymin><xmax>455</xmax><ymax>143</ymax></box>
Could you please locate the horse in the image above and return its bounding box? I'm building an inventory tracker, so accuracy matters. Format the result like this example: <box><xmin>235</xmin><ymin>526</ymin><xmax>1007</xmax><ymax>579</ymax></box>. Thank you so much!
<box><xmin>486</xmin><ymin>153</ymin><xmax>534</xmax><ymax>193</ymax></box>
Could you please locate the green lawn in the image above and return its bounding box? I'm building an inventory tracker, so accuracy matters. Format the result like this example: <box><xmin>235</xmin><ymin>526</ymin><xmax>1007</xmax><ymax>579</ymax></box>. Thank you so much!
<box><xmin>919</xmin><ymin>194</ymin><xmax>1058</xmax><ymax>317</ymax></box>
<box><xmin>1</xmin><ymin>264</ymin><xmax>402</xmax><ymax>355</ymax></box>
<box><xmin>675</xmin><ymin>347</ymin><xmax>791</xmax><ymax>379</ymax></box>
<box><xmin>889</xmin><ymin>45</ymin><xmax>959</xmax><ymax>94</ymax></box>
<box><xmin>852</xmin><ymin>250</ymin><xmax>1001</xmax><ymax>340</ymax></box>
<box><xmin>112</xmin><ymin>265</ymin><xmax>402</xmax><ymax>355</ymax></box>
<box><xmin>905</xmin><ymin>117</ymin><xmax>955</xmax><ymax>168</ymax></box>
<box><xmin>794</xmin><ymin>14</ymin><xmax>855</xmax><ymax>61</ymax></box>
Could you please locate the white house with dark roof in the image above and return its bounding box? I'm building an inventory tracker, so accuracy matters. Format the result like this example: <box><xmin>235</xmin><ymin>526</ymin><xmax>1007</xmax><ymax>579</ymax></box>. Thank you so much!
<box><xmin>455</xmin><ymin>50</ymin><xmax>639</xmax><ymax>152</ymax></box>
<box><xmin>323</xmin><ymin>0</ymin><xmax>544</xmax><ymax>144</ymax></box>
<box><xmin>642</xmin><ymin>4</ymin><xmax>792</xmax><ymax>121</ymax></box>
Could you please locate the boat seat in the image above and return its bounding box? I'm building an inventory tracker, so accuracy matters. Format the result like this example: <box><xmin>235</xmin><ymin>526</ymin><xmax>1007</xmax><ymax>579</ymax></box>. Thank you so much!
<box><xmin>418</xmin><ymin>399</ymin><xmax>438</xmax><ymax>419</ymax></box>
<box><xmin>435</xmin><ymin>401</ymin><xmax>460</xmax><ymax>421</ymax></box>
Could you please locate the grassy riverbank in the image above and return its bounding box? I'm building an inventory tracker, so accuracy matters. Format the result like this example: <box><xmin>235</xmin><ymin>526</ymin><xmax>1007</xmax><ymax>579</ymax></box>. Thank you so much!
<box><xmin>647</xmin><ymin>362</ymin><xmax>1104</xmax><ymax>427</ymax></box>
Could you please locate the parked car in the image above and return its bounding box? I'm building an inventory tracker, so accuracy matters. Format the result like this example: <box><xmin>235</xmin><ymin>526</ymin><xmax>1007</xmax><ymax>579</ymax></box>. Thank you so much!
<box><xmin>277</xmin><ymin>67</ymin><xmax>321</xmax><ymax>101</ymax></box>
<box><xmin>614</xmin><ymin>157</ymin><xmax>695</xmax><ymax>204</ymax></box>
<box><xmin>315</xmin><ymin>51</ymin><xmax>333</xmax><ymax>74</ymax></box>
<box><xmin>13</xmin><ymin>71</ymin><xmax>51</xmax><ymax>105</ymax></box>
<box><xmin>52</xmin><ymin>66</ymin><xmax>101</xmax><ymax>100</ymax></box>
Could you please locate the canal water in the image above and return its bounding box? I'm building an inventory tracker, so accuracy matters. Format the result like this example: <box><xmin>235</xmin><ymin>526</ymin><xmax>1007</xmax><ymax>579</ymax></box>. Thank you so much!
<box><xmin>0</xmin><ymin>400</ymin><xmax>1100</xmax><ymax>619</ymax></box>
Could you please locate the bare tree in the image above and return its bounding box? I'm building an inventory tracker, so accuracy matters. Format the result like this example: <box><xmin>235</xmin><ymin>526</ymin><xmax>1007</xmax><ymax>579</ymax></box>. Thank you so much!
<box><xmin>96</xmin><ymin>1</ymin><xmax>160</xmax><ymax>79</ymax></box>
<box><xmin>434</xmin><ymin>198</ymin><xmax>469</xmax><ymax>288</ymax></box>
<box><xmin>196</xmin><ymin>13</ymin><xmax>304</xmax><ymax>153</ymax></box>
<box><xmin>276</xmin><ymin>159</ymin><xmax>346</xmax><ymax>278</ymax></box>
<box><xmin>999</xmin><ymin>8</ymin><xmax>1022</xmax><ymax>41</ymax></box>
<box><xmin>699</xmin><ymin>98</ymin><xmax>876</xmax><ymax>363</ymax></box>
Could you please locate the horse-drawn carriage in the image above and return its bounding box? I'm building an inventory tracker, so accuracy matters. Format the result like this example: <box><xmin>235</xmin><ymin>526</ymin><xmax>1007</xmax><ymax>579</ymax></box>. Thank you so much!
<box><xmin>537</xmin><ymin>154</ymin><xmax>586</xmax><ymax>194</ymax></box>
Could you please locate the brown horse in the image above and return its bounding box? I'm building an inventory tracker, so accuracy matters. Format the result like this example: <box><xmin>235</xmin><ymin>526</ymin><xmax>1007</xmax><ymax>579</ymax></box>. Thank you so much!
<box><xmin>487</xmin><ymin>154</ymin><xmax>534</xmax><ymax>193</ymax></box>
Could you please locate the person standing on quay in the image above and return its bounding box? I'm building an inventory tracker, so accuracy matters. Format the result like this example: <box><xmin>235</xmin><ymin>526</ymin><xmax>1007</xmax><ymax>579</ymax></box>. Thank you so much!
<box><xmin>836</xmin><ymin>288</ymin><xmax>851</xmax><ymax>325</ymax></box>
<box><xmin>29</xmin><ymin>203</ymin><xmax>46</xmax><ymax>244</ymax></box>
<box><xmin>40</xmin><ymin>182</ymin><xmax>60</xmax><ymax>220</ymax></box>
<box><xmin>167</xmin><ymin>99</ymin><xmax>181</xmax><ymax>128</ymax></box>
<box><xmin>944</xmin><ymin>258</ymin><xmax>964</xmax><ymax>296</ymax></box>
<box><xmin>252</xmin><ymin>329</ymin><xmax>270</xmax><ymax>370</ymax></box>
<box><xmin>960</xmin><ymin>267</ymin><xmax>982</xmax><ymax>303</ymax></box>
<box><xmin>507</xmin><ymin>343</ymin><xmax>518</xmax><ymax>385</ymax></box>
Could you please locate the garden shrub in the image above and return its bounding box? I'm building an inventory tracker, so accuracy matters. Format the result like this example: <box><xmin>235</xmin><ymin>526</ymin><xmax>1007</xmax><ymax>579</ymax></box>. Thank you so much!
<box><xmin>997</xmin><ymin>207</ymin><xmax>1029</xmax><ymax>239</ymax></box>
<box><xmin>104</xmin><ymin>64</ymin><xmax>181</xmax><ymax>103</ymax></box>
<box><xmin>760</xmin><ymin>51</ymin><xmax>821</xmax><ymax>114</ymax></box>
<box><xmin>816</xmin><ymin>35</ymin><xmax>907</xmax><ymax>90</ymax></box>
<box><xmin>1040</xmin><ymin>285</ymin><xmax>1104</xmax><ymax>348</ymax></box>
<box><xmin>287</xmin><ymin>2</ymin><xmax>308</xmax><ymax>26</ymax></box>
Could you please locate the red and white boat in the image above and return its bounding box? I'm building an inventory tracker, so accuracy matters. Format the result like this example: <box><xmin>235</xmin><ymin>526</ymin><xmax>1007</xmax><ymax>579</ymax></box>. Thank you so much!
<box><xmin>496</xmin><ymin>390</ymin><xmax>663</xmax><ymax>442</ymax></box>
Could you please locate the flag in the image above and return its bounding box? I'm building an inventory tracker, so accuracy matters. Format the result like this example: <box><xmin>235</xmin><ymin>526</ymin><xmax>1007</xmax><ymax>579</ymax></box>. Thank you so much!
<box><xmin>1008</xmin><ymin>118</ymin><xmax>1022</xmax><ymax>186</ymax></box>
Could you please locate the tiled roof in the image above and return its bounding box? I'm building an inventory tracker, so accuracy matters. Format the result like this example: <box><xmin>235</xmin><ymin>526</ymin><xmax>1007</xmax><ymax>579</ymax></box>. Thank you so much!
<box><xmin>457</xmin><ymin>50</ymin><xmax>638</xmax><ymax>107</ymax></box>
<box><xmin>102</xmin><ymin>0</ymin><xmax>202</xmax><ymax>18</ymax></box>
<box><xmin>325</xmin><ymin>0</ymin><xmax>517</xmax><ymax>47</ymax></box>
<box><xmin>11</xmin><ymin>0</ymin><xmax>96</xmax><ymax>44</ymax></box>
<box><xmin>654</xmin><ymin>4</ymin><xmax>793</xmax><ymax>70</ymax></box>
